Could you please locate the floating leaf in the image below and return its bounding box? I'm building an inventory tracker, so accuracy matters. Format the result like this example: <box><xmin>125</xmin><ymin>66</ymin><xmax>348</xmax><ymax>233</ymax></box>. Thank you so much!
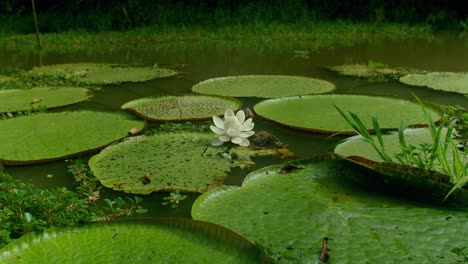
<box><xmin>326</xmin><ymin>63</ymin><xmax>400</xmax><ymax>78</ymax></box>
<box><xmin>0</xmin><ymin>220</ymin><xmax>269</xmax><ymax>263</ymax></box>
<box><xmin>192</xmin><ymin>158</ymin><xmax>468</xmax><ymax>263</ymax></box>
<box><xmin>254</xmin><ymin>94</ymin><xmax>442</xmax><ymax>134</ymax></box>
<box><xmin>400</xmin><ymin>72</ymin><xmax>468</xmax><ymax>94</ymax></box>
<box><xmin>89</xmin><ymin>132</ymin><xmax>231</xmax><ymax>194</ymax></box>
<box><xmin>0</xmin><ymin>111</ymin><xmax>145</xmax><ymax>165</ymax></box>
<box><xmin>89</xmin><ymin>132</ymin><xmax>287</xmax><ymax>194</ymax></box>
<box><xmin>192</xmin><ymin>75</ymin><xmax>335</xmax><ymax>98</ymax></box>
<box><xmin>325</xmin><ymin>62</ymin><xmax>423</xmax><ymax>80</ymax></box>
<box><xmin>333</xmin><ymin>128</ymin><xmax>467</xmax><ymax>197</ymax></box>
<box><xmin>122</xmin><ymin>95</ymin><xmax>241</xmax><ymax>121</ymax></box>
<box><xmin>334</xmin><ymin>128</ymin><xmax>449</xmax><ymax>163</ymax></box>
<box><xmin>29</xmin><ymin>63</ymin><xmax>178</xmax><ymax>84</ymax></box>
<box><xmin>0</xmin><ymin>87</ymin><xmax>91</xmax><ymax>113</ymax></box>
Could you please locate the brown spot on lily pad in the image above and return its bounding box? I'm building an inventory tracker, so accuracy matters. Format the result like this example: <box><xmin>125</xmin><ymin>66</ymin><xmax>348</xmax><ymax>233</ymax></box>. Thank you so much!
<box><xmin>280</xmin><ymin>165</ymin><xmax>302</xmax><ymax>174</ymax></box>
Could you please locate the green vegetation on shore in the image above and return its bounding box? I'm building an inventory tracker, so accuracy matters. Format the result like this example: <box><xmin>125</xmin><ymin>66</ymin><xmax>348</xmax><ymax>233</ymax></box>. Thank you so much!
<box><xmin>0</xmin><ymin>21</ymin><xmax>432</xmax><ymax>54</ymax></box>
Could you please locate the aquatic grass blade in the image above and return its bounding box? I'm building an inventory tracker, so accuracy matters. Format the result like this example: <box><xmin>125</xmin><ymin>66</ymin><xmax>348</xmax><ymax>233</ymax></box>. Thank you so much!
<box><xmin>372</xmin><ymin>115</ymin><xmax>384</xmax><ymax>150</ymax></box>
<box><xmin>333</xmin><ymin>105</ymin><xmax>363</xmax><ymax>134</ymax></box>
<box><xmin>349</xmin><ymin>111</ymin><xmax>372</xmax><ymax>139</ymax></box>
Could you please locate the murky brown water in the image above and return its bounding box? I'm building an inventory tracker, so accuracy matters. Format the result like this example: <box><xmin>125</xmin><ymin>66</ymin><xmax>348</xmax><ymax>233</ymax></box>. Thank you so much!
<box><xmin>1</xmin><ymin>32</ymin><xmax>467</xmax><ymax>217</ymax></box>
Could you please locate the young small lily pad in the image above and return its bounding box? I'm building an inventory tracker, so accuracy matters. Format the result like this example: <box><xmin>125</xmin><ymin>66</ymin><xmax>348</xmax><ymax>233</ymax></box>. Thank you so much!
<box><xmin>400</xmin><ymin>72</ymin><xmax>468</xmax><ymax>94</ymax></box>
<box><xmin>192</xmin><ymin>75</ymin><xmax>335</xmax><ymax>98</ymax></box>
<box><xmin>29</xmin><ymin>63</ymin><xmax>178</xmax><ymax>85</ymax></box>
<box><xmin>121</xmin><ymin>95</ymin><xmax>241</xmax><ymax>121</ymax></box>
<box><xmin>0</xmin><ymin>87</ymin><xmax>91</xmax><ymax>113</ymax></box>
<box><xmin>0</xmin><ymin>111</ymin><xmax>145</xmax><ymax>165</ymax></box>
<box><xmin>253</xmin><ymin>94</ymin><xmax>442</xmax><ymax>134</ymax></box>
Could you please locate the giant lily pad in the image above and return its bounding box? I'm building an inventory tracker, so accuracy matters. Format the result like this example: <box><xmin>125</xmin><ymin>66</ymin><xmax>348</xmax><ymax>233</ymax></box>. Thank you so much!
<box><xmin>192</xmin><ymin>158</ymin><xmax>468</xmax><ymax>263</ymax></box>
<box><xmin>192</xmin><ymin>75</ymin><xmax>335</xmax><ymax>98</ymax></box>
<box><xmin>0</xmin><ymin>87</ymin><xmax>91</xmax><ymax>113</ymax></box>
<box><xmin>334</xmin><ymin>128</ymin><xmax>455</xmax><ymax>164</ymax></box>
<box><xmin>334</xmin><ymin>128</ymin><xmax>466</xmax><ymax>188</ymax></box>
<box><xmin>254</xmin><ymin>94</ymin><xmax>442</xmax><ymax>134</ymax></box>
<box><xmin>325</xmin><ymin>61</ymin><xmax>424</xmax><ymax>80</ymax></box>
<box><xmin>400</xmin><ymin>72</ymin><xmax>468</xmax><ymax>94</ymax></box>
<box><xmin>29</xmin><ymin>63</ymin><xmax>178</xmax><ymax>85</ymax></box>
<box><xmin>121</xmin><ymin>95</ymin><xmax>241</xmax><ymax>121</ymax></box>
<box><xmin>0</xmin><ymin>111</ymin><xmax>145</xmax><ymax>165</ymax></box>
<box><xmin>89</xmin><ymin>132</ymin><xmax>287</xmax><ymax>194</ymax></box>
<box><xmin>0</xmin><ymin>220</ymin><xmax>269</xmax><ymax>263</ymax></box>
<box><xmin>89</xmin><ymin>132</ymin><xmax>231</xmax><ymax>194</ymax></box>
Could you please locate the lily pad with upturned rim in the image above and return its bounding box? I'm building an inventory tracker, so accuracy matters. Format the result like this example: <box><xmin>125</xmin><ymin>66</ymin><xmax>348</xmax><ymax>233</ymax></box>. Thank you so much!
<box><xmin>192</xmin><ymin>75</ymin><xmax>336</xmax><ymax>98</ymax></box>
<box><xmin>334</xmin><ymin>128</ymin><xmax>449</xmax><ymax>163</ymax></box>
<box><xmin>333</xmin><ymin>128</ymin><xmax>467</xmax><ymax>195</ymax></box>
<box><xmin>399</xmin><ymin>72</ymin><xmax>468</xmax><ymax>94</ymax></box>
<box><xmin>0</xmin><ymin>111</ymin><xmax>145</xmax><ymax>165</ymax></box>
<box><xmin>89</xmin><ymin>132</ymin><xmax>231</xmax><ymax>194</ymax></box>
<box><xmin>0</xmin><ymin>219</ymin><xmax>270</xmax><ymax>263</ymax></box>
<box><xmin>192</xmin><ymin>158</ymin><xmax>468</xmax><ymax>263</ymax></box>
<box><xmin>0</xmin><ymin>87</ymin><xmax>92</xmax><ymax>113</ymax></box>
<box><xmin>121</xmin><ymin>95</ymin><xmax>241</xmax><ymax>121</ymax></box>
<box><xmin>253</xmin><ymin>94</ymin><xmax>442</xmax><ymax>134</ymax></box>
<box><xmin>29</xmin><ymin>63</ymin><xmax>178</xmax><ymax>85</ymax></box>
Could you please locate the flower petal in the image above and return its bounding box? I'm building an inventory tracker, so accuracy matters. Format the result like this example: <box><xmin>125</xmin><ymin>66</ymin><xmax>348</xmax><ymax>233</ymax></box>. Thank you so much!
<box><xmin>210</xmin><ymin>126</ymin><xmax>225</xmax><ymax>135</ymax></box>
<box><xmin>232</xmin><ymin>137</ymin><xmax>249</xmax><ymax>146</ymax></box>
<box><xmin>236</xmin><ymin>110</ymin><xmax>245</xmax><ymax>124</ymax></box>
<box><xmin>224</xmin><ymin>109</ymin><xmax>235</xmax><ymax>118</ymax></box>
<box><xmin>240</xmin><ymin>131</ymin><xmax>255</xmax><ymax>138</ymax></box>
<box><xmin>211</xmin><ymin>138</ymin><xmax>224</xmax><ymax>146</ymax></box>
<box><xmin>226</xmin><ymin>128</ymin><xmax>238</xmax><ymax>137</ymax></box>
<box><xmin>212</xmin><ymin>116</ymin><xmax>224</xmax><ymax>129</ymax></box>
<box><xmin>241</xmin><ymin>118</ymin><xmax>254</xmax><ymax>131</ymax></box>
<box><xmin>224</xmin><ymin>116</ymin><xmax>241</xmax><ymax>136</ymax></box>
<box><xmin>219</xmin><ymin>135</ymin><xmax>231</xmax><ymax>142</ymax></box>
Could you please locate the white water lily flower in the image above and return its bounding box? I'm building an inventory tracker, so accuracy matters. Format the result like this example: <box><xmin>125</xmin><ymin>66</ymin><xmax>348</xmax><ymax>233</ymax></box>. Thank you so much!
<box><xmin>210</xmin><ymin>109</ymin><xmax>255</xmax><ymax>147</ymax></box>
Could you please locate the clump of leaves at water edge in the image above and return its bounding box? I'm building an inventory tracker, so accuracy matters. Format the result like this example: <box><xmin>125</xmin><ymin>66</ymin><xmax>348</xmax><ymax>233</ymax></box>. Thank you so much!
<box><xmin>0</xmin><ymin>160</ymin><xmax>147</xmax><ymax>248</ymax></box>
<box><xmin>444</xmin><ymin>105</ymin><xmax>468</xmax><ymax>140</ymax></box>
<box><xmin>0</xmin><ymin>71</ymin><xmax>83</xmax><ymax>89</ymax></box>
<box><xmin>162</xmin><ymin>190</ymin><xmax>188</xmax><ymax>208</ymax></box>
<box><xmin>334</xmin><ymin>94</ymin><xmax>467</xmax><ymax>199</ymax></box>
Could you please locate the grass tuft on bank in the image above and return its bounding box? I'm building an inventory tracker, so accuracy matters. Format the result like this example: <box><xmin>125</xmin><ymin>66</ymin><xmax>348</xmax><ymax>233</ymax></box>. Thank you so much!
<box><xmin>0</xmin><ymin>21</ymin><xmax>432</xmax><ymax>54</ymax></box>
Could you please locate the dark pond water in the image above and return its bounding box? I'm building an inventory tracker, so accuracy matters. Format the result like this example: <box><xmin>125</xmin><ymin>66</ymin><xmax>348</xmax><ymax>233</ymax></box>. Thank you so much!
<box><xmin>1</xmin><ymin>32</ymin><xmax>467</xmax><ymax>218</ymax></box>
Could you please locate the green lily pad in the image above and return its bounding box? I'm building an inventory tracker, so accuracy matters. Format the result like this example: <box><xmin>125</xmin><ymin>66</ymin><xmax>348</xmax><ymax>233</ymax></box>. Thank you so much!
<box><xmin>121</xmin><ymin>95</ymin><xmax>241</xmax><ymax>121</ymax></box>
<box><xmin>253</xmin><ymin>94</ymin><xmax>442</xmax><ymax>134</ymax></box>
<box><xmin>325</xmin><ymin>61</ymin><xmax>424</xmax><ymax>80</ymax></box>
<box><xmin>0</xmin><ymin>87</ymin><xmax>91</xmax><ymax>113</ymax></box>
<box><xmin>334</xmin><ymin>128</ymin><xmax>466</xmax><ymax>191</ymax></box>
<box><xmin>89</xmin><ymin>132</ymin><xmax>231</xmax><ymax>194</ymax></box>
<box><xmin>192</xmin><ymin>75</ymin><xmax>335</xmax><ymax>98</ymax></box>
<box><xmin>334</xmin><ymin>128</ymin><xmax>453</xmax><ymax>164</ymax></box>
<box><xmin>0</xmin><ymin>220</ymin><xmax>269</xmax><ymax>263</ymax></box>
<box><xmin>326</xmin><ymin>63</ymin><xmax>400</xmax><ymax>78</ymax></box>
<box><xmin>192</xmin><ymin>158</ymin><xmax>468</xmax><ymax>263</ymax></box>
<box><xmin>400</xmin><ymin>72</ymin><xmax>468</xmax><ymax>94</ymax></box>
<box><xmin>29</xmin><ymin>63</ymin><xmax>178</xmax><ymax>85</ymax></box>
<box><xmin>0</xmin><ymin>111</ymin><xmax>145</xmax><ymax>165</ymax></box>
<box><xmin>89</xmin><ymin>132</ymin><xmax>287</xmax><ymax>194</ymax></box>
